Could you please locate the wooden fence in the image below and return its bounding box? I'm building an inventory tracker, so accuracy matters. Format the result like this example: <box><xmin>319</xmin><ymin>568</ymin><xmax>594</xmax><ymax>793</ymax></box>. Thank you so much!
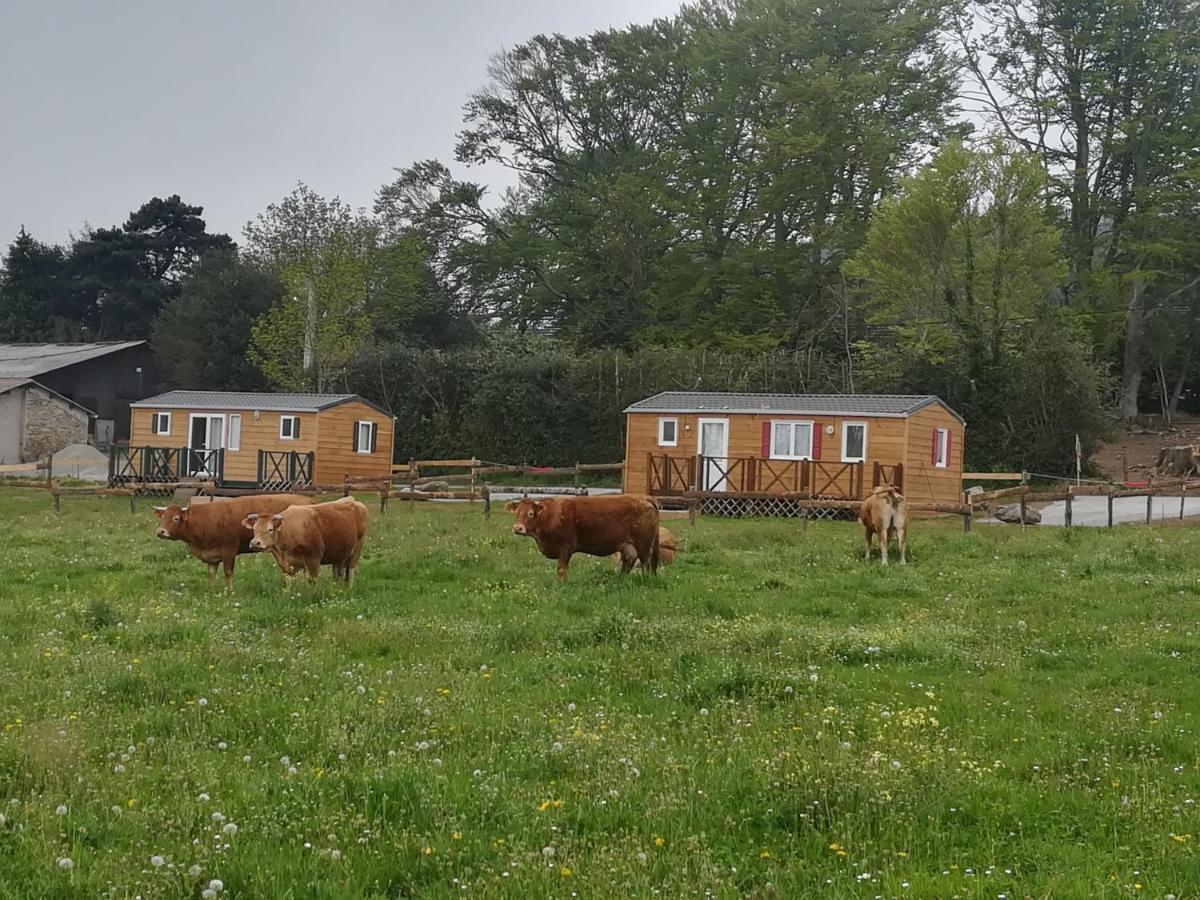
<box><xmin>967</xmin><ymin>476</ymin><xmax>1198</xmax><ymax>528</ymax></box>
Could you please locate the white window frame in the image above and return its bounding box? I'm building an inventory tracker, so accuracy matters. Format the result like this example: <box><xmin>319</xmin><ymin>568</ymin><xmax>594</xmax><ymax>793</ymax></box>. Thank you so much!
<box><xmin>841</xmin><ymin>421</ymin><xmax>868</xmax><ymax>463</ymax></box>
<box><xmin>934</xmin><ymin>427</ymin><xmax>949</xmax><ymax>468</ymax></box>
<box><xmin>279</xmin><ymin>415</ymin><xmax>299</xmax><ymax>440</ymax></box>
<box><xmin>151</xmin><ymin>411</ymin><xmax>171</xmax><ymax>436</ymax></box>
<box><xmin>227</xmin><ymin>414</ymin><xmax>242</xmax><ymax>452</ymax></box>
<box><xmin>657</xmin><ymin>416</ymin><xmax>679</xmax><ymax>447</ymax></box>
<box><xmin>769</xmin><ymin>419</ymin><xmax>814</xmax><ymax>460</ymax></box>
<box><xmin>356</xmin><ymin>420</ymin><xmax>374</xmax><ymax>454</ymax></box>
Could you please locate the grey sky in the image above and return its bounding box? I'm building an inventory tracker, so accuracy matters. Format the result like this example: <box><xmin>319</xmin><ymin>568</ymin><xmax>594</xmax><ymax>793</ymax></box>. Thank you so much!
<box><xmin>1</xmin><ymin>0</ymin><xmax>682</xmax><ymax>246</ymax></box>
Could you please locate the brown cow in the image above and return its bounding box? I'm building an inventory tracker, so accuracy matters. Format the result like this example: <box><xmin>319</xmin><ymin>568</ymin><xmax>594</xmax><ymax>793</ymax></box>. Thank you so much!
<box><xmin>506</xmin><ymin>494</ymin><xmax>660</xmax><ymax>582</ymax></box>
<box><xmin>617</xmin><ymin>526</ymin><xmax>680</xmax><ymax>569</ymax></box>
<box><xmin>244</xmin><ymin>496</ymin><xmax>369</xmax><ymax>587</ymax></box>
<box><xmin>153</xmin><ymin>494</ymin><xmax>313</xmax><ymax>591</ymax></box>
<box><xmin>860</xmin><ymin>484</ymin><xmax>908</xmax><ymax>565</ymax></box>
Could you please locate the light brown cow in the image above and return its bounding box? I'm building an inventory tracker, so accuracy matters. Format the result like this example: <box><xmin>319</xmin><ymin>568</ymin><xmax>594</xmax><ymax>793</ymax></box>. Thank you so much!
<box><xmin>617</xmin><ymin>526</ymin><xmax>680</xmax><ymax>569</ymax></box>
<box><xmin>859</xmin><ymin>484</ymin><xmax>908</xmax><ymax>565</ymax></box>
<box><xmin>507</xmin><ymin>494</ymin><xmax>660</xmax><ymax>582</ymax></box>
<box><xmin>153</xmin><ymin>494</ymin><xmax>313</xmax><ymax>591</ymax></box>
<box><xmin>244</xmin><ymin>497</ymin><xmax>369</xmax><ymax>587</ymax></box>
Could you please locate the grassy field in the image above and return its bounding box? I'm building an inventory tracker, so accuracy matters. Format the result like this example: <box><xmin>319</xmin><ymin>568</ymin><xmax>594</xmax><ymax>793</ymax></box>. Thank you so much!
<box><xmin>1</xmin><ymin>489</ymin><xmax>1199</xmax><ymax>899</ymax></box>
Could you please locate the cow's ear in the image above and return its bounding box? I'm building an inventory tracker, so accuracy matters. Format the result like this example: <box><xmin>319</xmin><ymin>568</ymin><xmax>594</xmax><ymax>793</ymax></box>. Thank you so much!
<box><xmin>241</xmin><ymin>514</ymin><xmax>257</xmax><ymax>528</ymax></box>
<box><xmin>271</xmin><ymin>513</ymin><xmax>285</xmax><ymax>524</ymax></box>
<box><xmin>152</xmin><ymin>506</ymin><xmax>167</xmax><ymax>518</ymax></box>
<box><xmin>531</xmin><ymin>500</ymin><xmax>545</xmax><ymax>513</ymax></box>
<box><xmin>504</xmin><ymin>500</ymin><xmax>519</xmax><ymax>512</ymax></box>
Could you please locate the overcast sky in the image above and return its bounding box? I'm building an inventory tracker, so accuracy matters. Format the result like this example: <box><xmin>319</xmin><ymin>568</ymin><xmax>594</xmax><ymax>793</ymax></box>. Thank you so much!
<box><xmin>1</xmin><ymin>0</ymin><xmax>683</xmax><ymax>246</ymax></box>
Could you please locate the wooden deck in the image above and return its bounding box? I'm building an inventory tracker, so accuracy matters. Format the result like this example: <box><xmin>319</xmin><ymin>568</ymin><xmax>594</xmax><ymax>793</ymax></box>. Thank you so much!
<box><xmin>646</xmin><ymin>454</ymin><xmax>903</xmax><ymax>500</ymax></box>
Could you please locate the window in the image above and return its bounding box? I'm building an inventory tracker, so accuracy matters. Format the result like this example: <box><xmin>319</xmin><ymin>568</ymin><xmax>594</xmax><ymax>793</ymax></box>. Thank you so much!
<box><xmin>151</xmin><ymin>412</ymin><xmax>171</xmax><ymax>436</ymax></box>
<box><xmin>933</xmin><ymin>427</ymin><xmax>949</xmax><ymax>468</ymax></box>
<box><xmin>769</xmin><ymin>420</ymin><xmax>813</xmax><ymax>459</ymax></box>
<box><xmin>227</xmin><ymin>414</ymin><xmax>242</xmax><ymax>452</ymax></box>
<box><xmin>841</xmin><ymin>422</ymin><xmax>867</xmax><ymax>463</ymax></box>
<box><xmin>279</xmin><ymin>415</ymin><xmax>300</xmax><ymax>440</ymax></box>
<box><xmin>657</xmin><ymin>417</ymin><xmax>678</xmax><ymax>447</ymax></box>
<box><xmin>354</xmin><ymin>420</ymin><xmax>378</xmax><ymax>454</ymax></box>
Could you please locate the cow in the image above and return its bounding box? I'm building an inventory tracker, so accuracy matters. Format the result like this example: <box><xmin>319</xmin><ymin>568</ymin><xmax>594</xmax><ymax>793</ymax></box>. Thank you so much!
<box><xmin>153</xmin><ymin>494</ymin><xmax>313</xmax><ymax>591</ymax></box>
<box><xmin>506</xmin><ymin>494</ymin><xmax>660</xmax><ymax>582</ymax></box>
<box><xmin>243</xmin><ymin>496</ymin><xmax>369</xmax><ymax>588</ymax></box>
<box><xmin>859</xmin><ymin>484</ymin><xmax>908</xmax><ymax>565</ymax></box>
<box><xmin>617</xmin><ymin>526</ymin><xmax>680</xmax><ymax>570</ymax></box>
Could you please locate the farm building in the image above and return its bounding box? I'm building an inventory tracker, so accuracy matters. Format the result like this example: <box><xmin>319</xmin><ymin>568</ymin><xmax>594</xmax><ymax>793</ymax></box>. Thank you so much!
<box><xmin>0</xmin><ymin>378</ymin><xmax>93</xmax><ymax>464</ymax></box>
<box><xmin>114</xmin><ymin>391</ymin><xmax>395</xmax><ymax>488</ymax></box>
<box><xmin>0</xmin><ymin>341</ymin><xmax>157</xmax><ymax>447</ymax></box>
<box><xmin>622</xmin><ymin>392</ymin><xmax>964</xmax><ymax>506</ymax></box>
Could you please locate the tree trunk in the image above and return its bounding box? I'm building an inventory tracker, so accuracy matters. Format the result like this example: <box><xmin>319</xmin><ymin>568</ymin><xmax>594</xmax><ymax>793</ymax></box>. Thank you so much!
<box><xmin>302</xmin><ymin>277</ymin><xmax>317</xmax><ymax>387</ymax></box>
<box><xmin>1169</xmin><ymin>341</ymin><xmax>1193</xmax><ymax>417</ymax></box>
<box><xmin>1118</xmin><ymin>275</ymin><xmax>1145</xmax><ymax>420</ymax></box>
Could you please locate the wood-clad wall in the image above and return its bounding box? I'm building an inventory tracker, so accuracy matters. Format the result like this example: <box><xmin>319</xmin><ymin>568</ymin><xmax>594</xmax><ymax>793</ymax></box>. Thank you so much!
<box><xmin>130</xmin><ymin>399</ymin><xmax>394</xmax><ymax>484</ymax></box>
<box><xmin>900</xmin><ymin>404</ymin><xmax>964</xmax><ymax>504</ymax></box>
<box><xmin>623</xmin><ymin>402</ymin><xmax>965</xmax><ymax>504</ymax></box>
<box><xmin>312</xmin><ymin>400</ymin><xmax>394</xmax><ymax>484</ymax></box>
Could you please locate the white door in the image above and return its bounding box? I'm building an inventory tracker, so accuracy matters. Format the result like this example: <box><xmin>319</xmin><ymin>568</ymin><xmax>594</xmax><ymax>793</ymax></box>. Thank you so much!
<box><xmin>697</xmin><ymin>418</ymin><xmax>729</xmax><ymax>491</ymax></box>
<box><xmin>188</xmin><ymin>414</ymin><xmax>225</xmax><ymax>475</ymax></box>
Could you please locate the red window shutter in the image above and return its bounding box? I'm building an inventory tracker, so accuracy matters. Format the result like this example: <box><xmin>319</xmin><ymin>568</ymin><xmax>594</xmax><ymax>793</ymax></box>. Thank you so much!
<box><xmin>931</xmin><ymin>428</ymin><xmax>937</xmax><ymax>465</ymax></box>
<box><xmin>812</xmin><ymin>425</ymin><xmax>822</xmax><ymax>460</ymax></box>
<box><xmin>761</xmin><ymin>421</ymin><xmax>771</xmax><ymax>457</ymax></box>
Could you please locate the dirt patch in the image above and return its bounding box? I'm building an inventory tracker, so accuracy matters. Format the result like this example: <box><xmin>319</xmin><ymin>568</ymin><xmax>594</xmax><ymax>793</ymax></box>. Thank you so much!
<box><xmin>1090</xmin><ymin>415</ymin><xmax>1200</xmax><ymax>482</ymax></box>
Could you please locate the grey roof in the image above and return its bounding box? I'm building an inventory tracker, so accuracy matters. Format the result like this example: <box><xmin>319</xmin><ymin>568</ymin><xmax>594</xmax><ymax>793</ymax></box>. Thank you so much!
<box><xmin>0</xmin><ymin>341</ymin><xmax>146</xmax><ymax>377</ymax></box>
<box><xmin>131</xmin><ymin>390</ymin><xmax>390</xmax><ymax>416</ymax></box>
<box><xmin>625</xmin><ymin>391</ymin><xmax>963</xmax><ymax>423</ymax></box>
<box><xmin>0</xmin><ymin>377</ymin><xmax>95</xmax><ymax>414</ymax></box>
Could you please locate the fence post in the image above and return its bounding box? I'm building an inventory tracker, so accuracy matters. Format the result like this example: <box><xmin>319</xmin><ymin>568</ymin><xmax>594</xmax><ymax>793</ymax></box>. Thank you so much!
<box><xmin>1146</xmin><ymin>492</ymin><xmax>1153</xmax><ymax>525</ymax></box>
<box><xmin>1065</xmin><ymin>492</ymin><xmax>1073</xmax><ymax>528</ymax></box>
<box><xmin>379</xmin><ymin>484</ymin><xmax>389</xmax><ymax>516</ymax></box>
<box><xmin>574</xmin><ymin>462</ymin><xmax>581</xmax><ymax>489</ymax></box>
<box><xmin>1019</xmin><ymin>491</ymin><xmax>1027</xmax><ymax>530</ymax></box>
<box><xmin>408</xmin><ymin>458</ymin><xmax>416</xmax><ymax>511</ymax></box>
<box><xmin>688</xmin><ymin>498</ymin><xmax>697</xmax><ymax>526</ymax></box>
<box><xmin>53</xmin><ymin>490</ymin><xmax>60</xmax><ymax>513</ymax></box>
<box><xmin>342</xmin><ymin>476</ymin><xmax>351</xmax><ymax>498</ymax></box>
<box><xmin>962</xmin><ymin>492</ymin><xmax>971</xmax><ymax>532</ymax></box>
<box><xmin>129</xmin><ymin>490</ymin><xmax>136</xmax><ymax>514</ymax></box>
<box><xmin>45</xmin><ymin>455</ymin><xmax>53</xmax><ymax>489</ymax></box>
<box><xmin>483</xmin><ymin>485</ymin><xmax>491</xmax><ymax>519</ymax></box>
<box><xmin>1181</xmin><ymin>484</ymin><xmax>1187</xmax><ymax>520</ymax></box>
<box><xmin>1107</xmin><ymin>492</ymin><xmax>1114</xmax><ymax>528</ymax></box>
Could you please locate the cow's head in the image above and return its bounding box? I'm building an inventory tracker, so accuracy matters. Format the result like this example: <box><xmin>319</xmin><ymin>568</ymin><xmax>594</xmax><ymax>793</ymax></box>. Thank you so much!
<box><xmin>152</xmin><ymin>505</ymin><xmax>190</xmax><ymax>540</ymax></box>
<box><xmin>243</xmin><ymin>512</ymin><xmax>285</xmax><ymax>551</ymax></box>
<box><xmin>505</xmin><ymin>498</ymin><xmax>547</xmax><ymax>537</ymax></box>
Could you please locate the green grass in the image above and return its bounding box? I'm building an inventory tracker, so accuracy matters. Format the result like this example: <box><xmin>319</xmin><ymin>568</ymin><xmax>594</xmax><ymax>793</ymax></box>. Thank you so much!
<box><xmin>0</xmin><ymin>489</ymin><xmax>1198</xmax><ymax>898</ymax></box>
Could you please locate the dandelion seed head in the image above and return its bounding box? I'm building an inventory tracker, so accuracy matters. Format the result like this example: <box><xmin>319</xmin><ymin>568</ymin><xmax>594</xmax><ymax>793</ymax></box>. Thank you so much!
<box><xmin>150</xmin><ymin>855</ymin><xmax>165</xmax><ymax>867</ymax></box>
<box><xmin>57</xmin><ymin>857</ymin><xmax>73</xmax><ymax>870</ymax></box>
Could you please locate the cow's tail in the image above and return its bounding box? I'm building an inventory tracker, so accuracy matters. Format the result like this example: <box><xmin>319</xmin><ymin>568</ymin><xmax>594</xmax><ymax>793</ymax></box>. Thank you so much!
<box><xmin>649</xmin><ymin>528</ymin><xmax>661</xmax><ymax>575</ymax></box>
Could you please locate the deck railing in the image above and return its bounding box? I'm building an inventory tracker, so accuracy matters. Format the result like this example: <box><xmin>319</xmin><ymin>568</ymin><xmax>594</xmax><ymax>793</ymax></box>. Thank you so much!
<box><xmin>647</xmin><ymin>454</ymin><xmax>868</xmax><ymax>499</ymax></box>
<box><xmin>109</xmin><ymin>446</ymin><xmax>225</xmax><ymax>486</ymax></box>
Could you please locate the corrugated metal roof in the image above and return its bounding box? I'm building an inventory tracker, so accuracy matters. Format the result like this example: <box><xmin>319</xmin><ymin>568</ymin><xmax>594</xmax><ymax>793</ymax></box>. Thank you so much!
<box><xmin>624</xmin><ymin>391</ymin><xmax>963</xmax><ymax>423</ymax></box>
<box><xmin>0</xmin><ymin>341</ymin><xmax>146</xmax><ymax>377</ymax></box>
<box><xmin>0</xmin><ymin>377</ymin><xmax>95</xmax><ymax>413</ymax></box>
<box><xmin>130</xmin><ymin>390</ymin><xmax>389</xmax><ymax>415</ymax></box>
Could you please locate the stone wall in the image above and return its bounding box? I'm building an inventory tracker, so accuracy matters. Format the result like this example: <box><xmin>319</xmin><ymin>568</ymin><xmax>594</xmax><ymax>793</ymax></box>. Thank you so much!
<box><xmin>21</xmin><ymin>385</ymin><xmax>89</xmax><ymax>462</ymax></box>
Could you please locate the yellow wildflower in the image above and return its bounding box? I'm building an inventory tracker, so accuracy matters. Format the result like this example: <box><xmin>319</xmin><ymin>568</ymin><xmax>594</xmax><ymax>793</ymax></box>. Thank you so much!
<box><xmin>654</xmin><ymin>836</ymin><xmax>666</xmax><ymax>848</ymax></box>
<box><xmin>560</xmin><ymin>866</ymin><xmax>572</xmax><ymax>877</ymax></box>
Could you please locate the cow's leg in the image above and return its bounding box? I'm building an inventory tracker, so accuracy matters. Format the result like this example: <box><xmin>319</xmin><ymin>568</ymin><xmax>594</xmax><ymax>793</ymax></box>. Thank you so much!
<box><xmin>556</xmin><ymin>553</ymin><xmax>571</xmax><ymax>582</ymax></box>
<box><xmin>207</xmin><ymin>563</ymin><xmax>219</xmax><ymax>588</ymax></box>
<box><xmin>898</xmin><ymin>523</ymin><xmax>908</xmax><ymax>565</ymax></box>
<box><xmin>306</xmin><ymin>560</ymin><xmax>320</xmax><ymax>583</ymax></box>
<box><xmin>619</xmin><ymin>543</ymin><xmax>637</xmax><ymax>575</ymax></box>
<box><xmin>863</xmin><ymin>525</ymin><xmax>873</xmax><ymax>561</ymax></box>
<box><xmin>223</xmin><ymin>557</ymin><xmax>235</xmax><ymax>593</ymax></box>
<box><xmin>877</xmin><ymin>525</ymin><xmax>889</xmax><ymax>566</ymax></box>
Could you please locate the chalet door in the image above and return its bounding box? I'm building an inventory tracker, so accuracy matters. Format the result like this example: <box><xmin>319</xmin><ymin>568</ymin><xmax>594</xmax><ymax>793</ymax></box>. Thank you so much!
<box><xmin>697</xmin><ymin>418</ymin><xmax>729</xmax><ymax>491</ymax></box>
<box><xmin>187</xmin><ymin>414</ymin><xmax>224</xmax><ymax>476</ymax></box>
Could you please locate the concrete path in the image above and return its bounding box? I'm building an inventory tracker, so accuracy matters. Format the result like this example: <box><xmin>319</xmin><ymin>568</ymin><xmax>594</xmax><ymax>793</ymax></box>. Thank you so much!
<box><xmin>1029</xmin><ymin>495</ymin><xmax>1200</xmax><ymax>527</ymax></box>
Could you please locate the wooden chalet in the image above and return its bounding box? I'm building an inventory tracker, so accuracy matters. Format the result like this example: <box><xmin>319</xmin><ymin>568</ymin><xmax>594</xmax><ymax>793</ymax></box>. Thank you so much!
<box><xmin>112</xmin><ymin>391</ymin><xmax>394</xmax><ymax>488</ymax></box>
<box><xmin>623</xmin><ymin>391</ymin><xmax>965</xmax><ymax>507</ymax></box>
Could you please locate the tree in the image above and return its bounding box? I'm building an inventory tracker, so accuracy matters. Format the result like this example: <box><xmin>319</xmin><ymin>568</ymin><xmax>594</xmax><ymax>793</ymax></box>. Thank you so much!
<box><xmin>383</xmin><ymin>0</ymin><xmax>961</xmax><ymax>350</ymax></box>
<box><xmin>244</xmin><ymin>184</ymin><xmax>375</xmax><ymax>390</ymax></box>
<box><xmin>955</xmin><ymin>0</ymin><xmax>1200</xmax><ymax>417</ymax></box>
<box><xmin>67</xmin><ymin>196</ymin><xmax>233</xmax><ymax>339</ymax></box>
<box><xmin>847</xmin><ymin>142</ymin><xmax>1109</xmax><ymax>470</ymax></box>
<box><xmin>0</xmin><ymin>228</ymin><xmax>69</xmax><ymax>341</ymax></box>
<box><xmin>151</xmin><ymin>249</ymin><xmax>281</xmax><ymax>391</ymax></box>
